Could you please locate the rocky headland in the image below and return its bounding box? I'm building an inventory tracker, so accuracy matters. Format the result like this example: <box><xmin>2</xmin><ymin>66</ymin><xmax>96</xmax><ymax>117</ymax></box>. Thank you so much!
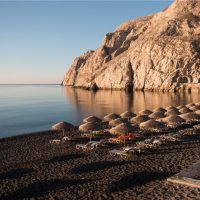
<box><xmin>62</xmin><ymin>0</ymin><xmax>200</xmax><ymax>92</ymax></box>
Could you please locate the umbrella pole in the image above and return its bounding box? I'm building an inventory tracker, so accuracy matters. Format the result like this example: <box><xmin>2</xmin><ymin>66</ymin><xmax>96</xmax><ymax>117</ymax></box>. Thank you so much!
<box><xmin>90</xmin><ymin>131</ymin><xmax>92</xmax><ymax>143</ymax></box>
<box><xmin>62</xmin><ymin>129</ymin><xmax>65</xmax><ymax>136</ymax></box>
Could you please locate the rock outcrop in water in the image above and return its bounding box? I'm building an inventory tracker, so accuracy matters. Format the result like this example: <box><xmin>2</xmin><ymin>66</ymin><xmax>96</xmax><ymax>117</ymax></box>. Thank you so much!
<box><xmin>62</xmin><ymin>0</ymin><xmax>200</xmax><ymax>92</ymax></box>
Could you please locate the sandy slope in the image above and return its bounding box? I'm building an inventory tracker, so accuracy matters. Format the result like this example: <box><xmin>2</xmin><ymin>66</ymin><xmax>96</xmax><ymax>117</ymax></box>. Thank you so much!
<box><xmin>0</xmin><ymin>130</ymin><xmax>200</xmax><ymax>199</ymax></box>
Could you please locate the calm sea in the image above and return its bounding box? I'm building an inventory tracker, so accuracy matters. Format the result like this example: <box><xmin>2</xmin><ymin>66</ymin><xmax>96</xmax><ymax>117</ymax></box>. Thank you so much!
<box><xmin>0</xmin><ymin>84</ymin><xmax>199</xmax><ymax>138</ymax></box>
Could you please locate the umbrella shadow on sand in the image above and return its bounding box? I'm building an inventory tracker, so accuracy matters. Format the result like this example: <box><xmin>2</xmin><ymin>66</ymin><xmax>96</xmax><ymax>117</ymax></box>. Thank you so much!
<box><xmin>108</xmin><ymin>171</ymin><xmax>172</xmax><ymax>193</ymax></box>
<box><xmin>71</xmin><ymin>161</ymin><xmax>134</xmax><ymax>174</ymax></box>
<box><xmin>44</xmin><ymin>153</ymin><xmax>85</xmax><ymax>164</ymax></box>
<box><xmin>2</xmin><ymin>179</ymin><xmax>93</xmax><ymax>200</ymax></box>
<box><xmin>0</xmin><ymin>168</ymin><xmax>34</xmax><ymax>181</ymax></box>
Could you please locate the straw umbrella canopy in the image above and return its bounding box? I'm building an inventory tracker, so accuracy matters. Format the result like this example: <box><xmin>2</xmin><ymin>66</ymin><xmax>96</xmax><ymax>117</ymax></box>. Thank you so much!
<box><xmin>79</xmin><ymin>122</ymin><xmax>101</xmax><ymax>132</ymax></box>
<box><xmin>138</xmin><ymin>109</ymin><xmax>153</xmax><ymax>115</ymax></box>
<box><xmin>176</xmin><ymin>105</ymin><xmax>186</xmax><ymax>110</ymax></box>
<box><xmin>52</xmin><ymin>121</ymin><xmax>74</xmax><ymax>135</ymax></box>
<box><xmin>165</xmin><ymin>106</ymin><xmax>178</xmax><ymax>111</ymax></box>
<box><xmin>165</xmin><ymin>109</ymin><xmax>181</xmax><ymax>116</ymax></box>
<box><xmin>149</xmin><ymin>111</ymin><xmax>165</xmax><ymax>119</ymax></box>
<box><xmin>109</xmin><ymin>122</ymin><xmax>135</xmax><ymax>135</ymax></box>
<box><xmin>190</xmin><ymin>105</ymin><xmax>200</xmax><ymax>111</ymax></box>
<box><xmin>109</xmin><ymin>118</ymin><xmax>127</xmax><ymax>127</ymax></box>
<box><xmin>139</xmin><ymin>119</ymin><xmax>166</xmax><ymax>132</ymax></box>
<box><xmin>130</xmin><ymin>115</ymin><xmax>150</xmax><ymax>124</ymax></box>
<box><xmin>180</xmin><ymin>113</ymin><xmax>200</xmax><ymax>122</ymax></box>
<box><xmin>153</xmin><ymin>107</ymin><xmax>166</xmax><ymax>113</ymax></box>
<box><xmin>120</xmin><ymin>111</ymin><xmax>136</xmax><ymax>119</ymax></box>
<box><xmin>103</xmin><ymin>113</ymin><xmax>120</xmax><ymax>122</ymax></box>
<box><xmin>179</xmin><ymin>107</ymin><xmax>192</xmax><ymax>114</ymax></box>
<box><xmin>186</xmin><ymin>103</ymin><xmax>195</xmax><ymax>108</ymax></box>
<box><xmin>161</xmin><ymin>115</ymin><xmax>186</xmax><ymax>126</ymax></box>
<box><xmin>83</xmin><ymin>116</ymin><xmax>102</xmax><ymax>123</ymax></box>
<box><xmin>195</xmin><ymin>110</ymin><xmax>200</xmax><ymax>115</ymax></box>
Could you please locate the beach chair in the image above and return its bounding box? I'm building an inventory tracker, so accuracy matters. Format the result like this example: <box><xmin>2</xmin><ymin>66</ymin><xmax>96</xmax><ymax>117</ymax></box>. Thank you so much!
<box><xmin>109</xmin><ymin>146</ymin><xmax>135</xmax><ymax>158</ymax></box>
<box><xmin>49</xmin><ymin>139</ymin><xmax>62</xmax><ymax>144</ymax></box>
<box><xmin>76</xmin><ymin>141</ymin><xmax>104</xmax><ymax>151</ymax></box>
<box><xmin>158</xmin><ymin>135</ymin><xmax>178</xmax><ymax>142</ymax></box>
<box><xmin>108</xmin><ymin>134</ymin><xmax>127</xmax><ymax>143</ymax></box>
<box><xmin>76</xmin><ymin>142</ymin><xmax>92</xmax><ymax>151</ymax></box>
<box><xmin>108</xmin><ymin>138</ymin><xmax>123</xmax><ymax>143</ymax></box>
<box><xmin>152</xmin><ymin>138</ymin><xmax>162</xmax><ymax>146</ymax></box>
<box><xmin>135</xmin><ymin>139</ymin><xmax>158</xmax><ymax>150</ymax></box>
<box><xmin>62</xmin><ymin>136</ymin><xmax>70</xmax><ymax>141</ymax></box>
<box><xmin>140</xmin><ymin>138</ymin><xmax>162</xmax><ymax>149</ymax></box>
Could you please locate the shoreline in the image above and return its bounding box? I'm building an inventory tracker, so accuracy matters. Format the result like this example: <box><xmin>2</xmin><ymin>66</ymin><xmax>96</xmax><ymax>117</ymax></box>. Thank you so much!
<box><xmin>1</xmin><ymin>128</ymin><xmax>200</xmax><ymax>199</ymax></box>
<box><xmin>0</xmin><ymin>130</ymin><xmax>54</xmax><ymax>141</ymax></box>
<box><xmin>62</xmin><ymin>84</ymin><xmax>200</xmax><ymax>93</ymax></box>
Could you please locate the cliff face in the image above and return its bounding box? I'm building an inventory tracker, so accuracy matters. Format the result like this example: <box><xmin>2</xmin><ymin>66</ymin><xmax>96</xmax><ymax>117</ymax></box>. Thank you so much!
<box><xmin>62</xmin><ymin>0</ymin><xmax>200</xmax><ymax>91</ymax></box>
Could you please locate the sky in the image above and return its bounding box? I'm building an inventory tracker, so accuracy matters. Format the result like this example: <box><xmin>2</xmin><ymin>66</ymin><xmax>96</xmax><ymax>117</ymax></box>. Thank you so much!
<box><xmin>0</xmin><ymin>1</ymin><xmax>173</xmax><ymax>84</ymax></box>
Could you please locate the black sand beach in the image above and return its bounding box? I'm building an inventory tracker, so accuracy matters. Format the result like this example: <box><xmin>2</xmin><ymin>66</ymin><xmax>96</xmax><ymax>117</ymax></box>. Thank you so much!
<box><xmin>1</xmin><ymin>129</ymin><xmax>200</xmax><ymax>200</ymax></box>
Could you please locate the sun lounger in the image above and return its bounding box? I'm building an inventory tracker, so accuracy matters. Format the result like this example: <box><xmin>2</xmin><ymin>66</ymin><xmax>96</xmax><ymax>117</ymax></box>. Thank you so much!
<box><xmin>50</xmin><ymin>135</ymin><xmax>75</xmax><ymax>144</ymax></box>
<box><xmin>91</xmin><ymin>141</ymin><xmax>102</xmax><ymax>148</ymax></box>
<box><xmin>62</xmin><ymin>136</ymin><xmax>70</xmax><ymax>141</ymax></box>
<box><xmin>158</xmin><ymin>135</ymin><xmax>178</xmax><ymax>142</ymax></box>
<box><xmin>135</xmin><ymin>138</ymin><xmax>160</xmax><ymax>149</ymax></box>
<box><xmin>108</xmin><ymin>133</ymin><xmax>137</xmax><ymax>143</ymax></box>
<box><xmin>108</xmin><ymin>138</ymin><xmax>123</xmax><ymax>143</ymax></box>
<box><xmin>76</xmin><ymin>143</ymin><xmax>91</xmax><ymax>151</ymax></box>
<box><xmin>76</xmin><ymin>141</ymin><xmax>104</xmax><ymax>151</ymax></box>
<box><xmin>152</xmin><ymin>139</ymin><xmax>161</xmax><ymax>144</ymax></box>
<box><xmin>49</xmin><ymin>139</ymin><xmax>62</xmax><ymax>144</ymax></box>
<box><xmin>109</xmin><ymin>139</ymin><xmax>160</xmax><ymax>158</ymax></box>
<box><xmin>109</xmin><ymin>146</ymin><xmax>135</xmax><ymax>158</ymax></box>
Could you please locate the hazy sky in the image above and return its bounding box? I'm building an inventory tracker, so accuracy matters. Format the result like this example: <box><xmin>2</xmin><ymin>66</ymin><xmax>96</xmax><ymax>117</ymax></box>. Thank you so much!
<box><xmin>0</xmin><ymin>1</ymin><xmax>173</xmax><ymax>84</ymax></box>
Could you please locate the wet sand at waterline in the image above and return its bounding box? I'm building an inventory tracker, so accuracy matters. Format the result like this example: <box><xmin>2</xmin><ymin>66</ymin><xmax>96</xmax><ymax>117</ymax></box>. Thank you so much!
<box><xmin>1</xmin><ymin>129</ymin><xmax>200</xmax><ymax>199</ymax></box>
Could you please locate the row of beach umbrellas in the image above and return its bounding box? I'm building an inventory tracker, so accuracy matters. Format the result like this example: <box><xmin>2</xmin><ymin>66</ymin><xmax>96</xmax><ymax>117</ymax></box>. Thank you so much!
<box><xmin>52</xmin><ymin>102</ymin><xmax>200</xmax><ymax>134</ymax></box>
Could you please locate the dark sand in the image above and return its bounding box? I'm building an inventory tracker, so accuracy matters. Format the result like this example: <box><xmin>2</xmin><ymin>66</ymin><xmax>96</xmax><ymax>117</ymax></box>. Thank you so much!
<box><xmin>1</xmin><ymin>129</ymin><xmax>200</xmax><ymax>200</ymax></box>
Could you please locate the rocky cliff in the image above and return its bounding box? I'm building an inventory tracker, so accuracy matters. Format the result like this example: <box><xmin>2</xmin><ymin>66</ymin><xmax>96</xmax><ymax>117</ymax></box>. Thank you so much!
<box><xmin>62</xmin><ymin>0</ymin><xmax>200</xmax><ymax>92</ymax></box>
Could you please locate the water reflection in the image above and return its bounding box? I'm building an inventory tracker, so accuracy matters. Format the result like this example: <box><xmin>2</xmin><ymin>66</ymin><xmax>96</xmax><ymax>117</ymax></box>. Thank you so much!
<box><xmin>63</xmin><ymin>87</ymin><xmax>200</xmax><ymax>117</ymax></box>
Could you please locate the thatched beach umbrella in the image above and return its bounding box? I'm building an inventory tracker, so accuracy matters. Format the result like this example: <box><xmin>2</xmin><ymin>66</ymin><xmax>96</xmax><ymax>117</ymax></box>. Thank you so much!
<box><xmin>179</xmin><ymin>107</ymin><xmax>192</xmax><ymax>114</ymax></box>
<box><xmin>109</xmin><ymin>122</ymin><xmax>135</xmax><ymax>135</ymax></box>
<box><xmin>130</xmin><ymin>115</ymin><xmax>150</xmax><ymax>125</ymax></box>
<box><xmin>120</xmin><ymin>111</ymin><xmax>136</xmax><ymax>119</ymax></box>
<box><xmin>165</xmin><ymin>109</ymin><xmax>181</xmax><ymax>116</ymax></box>
<box><xmin>52</xmin><ymin>121</ymin><xmax>74</xmax><ymax>135</ymax></box>
<box><xmin>103</xmin><ymin>113</ymin><xmax>120</xmax><ymax>122</ymax></box>
<box><xmin>180</xmin><ymin>113</ymin><xmax>200</xmax><ymax>123</ymax></box>
<box><xmin>138</xmin><ymin>109</ymin><xmax>153</xmax><ymax>115</ymax></box>
<box><xmin>149</xmin><ymin>111</ymin><xmax>165</xmax><ymax>119</ymax></box>
<box><xmin>165</xmin><ymin>106</ymin><xmax>178</xmax><ymax>111</ymax></box>
<box><xmin>153</xmin><ymin>107</ymin><xmax>166</xmax><ymax>113</ymax></box>
<box><xmin>139</xmin><ymin>119</ymin><xmax>166</xmax><ymax>132</ymax></box>
<box><xmin>83</xmin><ymin>116</ymin><xmax>102</xmax><ymax>123</ymax></box>
<box><xmin>186</xmin><ymin>103</ymin><xmax>195</xmax><ymax>108</ymax></box>
<box><xmin>161</xmin><ymin>115</ymin><xmax>186</xmax><ymax>126</ymax></box>
<box><xmin>176</xmin><ymin>105</ymin><xmax>186</xmax><ymax>110</ymax></box>
<box><xmin>79</xmin><ymin>122</ymin><xmax>101</xmax><ymax>132</ymax></box>
<box><xmin>190</xmin><ymin>105</ymin><xmax>200</xmax><ymax>111</ymax></box>
<box><xmin>195</xmin><ymin>110</ymin><xmax>200</xmax><ymax>115</ymax></box>
<box><xmin>109</xmin><ymin>118</ymin><xmax>127</xmax><ymax>127</ymax></box>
